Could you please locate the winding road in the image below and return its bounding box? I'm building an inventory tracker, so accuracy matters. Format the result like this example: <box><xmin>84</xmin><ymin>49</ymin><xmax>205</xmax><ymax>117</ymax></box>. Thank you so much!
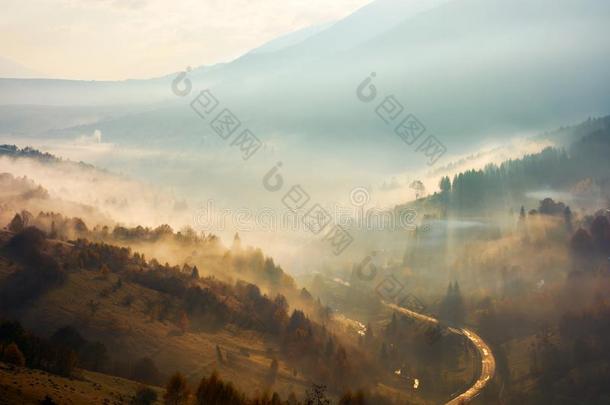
<box><xmin>385</xmin><ymin>303</ymin><xmax>496</xmax><ymax>404</ymax></box>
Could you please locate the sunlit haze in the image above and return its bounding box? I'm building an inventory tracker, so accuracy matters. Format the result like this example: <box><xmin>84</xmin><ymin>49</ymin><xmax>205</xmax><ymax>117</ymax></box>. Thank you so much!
<box><xmin>0</xmin><ymin>0</ymin><xmax>371</xmax><ymax>79</ymax></box>
<box><xmin>1</xmin><ymin>1</ymin><xmax>609</xmax><ymax>404</ymax></box>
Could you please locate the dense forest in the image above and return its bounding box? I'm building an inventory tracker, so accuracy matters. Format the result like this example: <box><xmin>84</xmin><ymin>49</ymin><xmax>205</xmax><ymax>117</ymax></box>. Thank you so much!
<box><xmin>407</xmin><ymin>116</ymin><xmax>610</xmax><ymax>215</ymax></box>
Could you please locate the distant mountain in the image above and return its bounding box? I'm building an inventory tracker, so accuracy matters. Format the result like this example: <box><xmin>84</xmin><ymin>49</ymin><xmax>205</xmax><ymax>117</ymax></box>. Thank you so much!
<box><xmin>1</xmin><ymin>0</ymin><xmax>609</xmax><ymax>210</ymax></box>
<box><xmin>252</xmin><ymin>0</ymin><xmax>452</xmax><ymax>59</ymax></box>
<box><xmin>0</xmin><ymin>0</ymin><xmax>448</xmax><ymax>106</ymax></box>
<box><xmin>0</xmin><ymin>56</ymin><xmax>42</xmax><ymax>79</ymax></box>
<box><xmin>248</xmin><ymin>22</ymin><xmax>336</xmax><ymax>55</ymax></box>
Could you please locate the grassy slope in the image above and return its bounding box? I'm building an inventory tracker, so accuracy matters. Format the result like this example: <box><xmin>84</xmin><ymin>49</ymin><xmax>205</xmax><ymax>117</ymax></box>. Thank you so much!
<box><xmin>0</xmin><ymin>361</ymin><xmax>163</xmax><ymax>405</ymax></box>
<box><xmin>0</xmin><ymin>229</ymin><xmax>437</xmax><ymax>403</ymax></box>
<box><xmin>0</xmin><ymin>245</ymin><xmax>310</xmax><ymax>400</ymax></box>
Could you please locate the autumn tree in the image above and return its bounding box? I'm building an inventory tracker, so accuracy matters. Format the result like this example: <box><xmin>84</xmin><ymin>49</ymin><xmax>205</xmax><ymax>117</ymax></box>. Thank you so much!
<box><xmin>439</xmin><ymin>282</ymin><xmax>465</xmax><ymax>325</ymax></box>
<box><xmin>324</xmin><ymin>337</ymin><xmax>335</xmax><ymax>359</ymax></box>
<box><xmin>1</xmin><ymin>227</ymin><xmax>65</xmax><ymax>309</ymax></box>
<box><xmin>305</xmin><ymin>384</ymin><xmax>330</xmax><ymax>405</ymax></box>
<box><xmin>40</xmin><ymin>395</ymin><xmax>58</xmax><ymax>405</ymax></box>
<box><xmin>570</xmin><ymin>228</ymin><xmax>595</xmax><ymax>262</ymax></box>
<box><xmin>379</xmin><ymin>343</ymin><xmax>389</xmax><ymax>365</ymax></box>
<box><xmin>87</xmin><ymin>300</ymin><xmax>100</xmax><ymax>316</ymax></box>
<box><xmin>333</xmin><ymin>346</ymin><xmax>350</xmax><ymax>387</ymax></box>
<box><xmin>564</xmin><ymin>206</ymin><xmax>573</xmax><ymax>232</ymax></box>
<box><xmin>49</xmin><ymin>221</ymin><xmax>58</xmax><ymax>239</ymax></box>
<box><xmin>364</xmin><ymin>322</ymin><xmax>374</xmax><ymax>346</ymax></box>
<box><xmin>131</xmin><ymin>385</ymin><xmax>158</xmax><ymax>405</ymax></box>
<box><xmin>178</xmin><ymin>312</ymin><xmax>190</xmax><ymax>334</ymax></box>
<box><xmin>112</xmin><ymin>277</ymin><xmax>123</xmax><ymax>292</ymax></box>
<box><xmin>164</xmin><ymin>372</ymin><xmax>190</xmax><ymax>405</ymax></box>
<box><xmin>195</xmin><ymin>371</ymin><xmax>246</xmax><ymax>405</ymax></box>
<box><xmin>267</xmin><ymin>358</ymin><xmax>279</xmax><ymax>385</ymax></box>
<box><xmin>386</xmin><ymin>313</ymin><xmax>398</xmax><ymax>337</ymax></box>
<box><xmin>538</xmin><ymin>198</ymin><xmax>566</xmax><ymax>216</ymax></box>
<box><xmin>453</xmin><ymin>281</ymin><xmax>466</xmax><ymax>324</ymax></box>
<box><xmin>231</xmin><ymin>232</ymin><xmax>242</xmax><ymax>252</ymax></box>
<box><xmin>216</xmin><ymin>345</ymin><xmax>224</xmax><ymax>364</ymax></box>
<box><xmin>2</xmin><ymin>342</ymin><xmax>25</xmax><ymax>366</ymax></box>
<box><xmin>131</xmin><ymin>357</ymin><xmax>161</xmax><ymax>385</ymax></box>
<box><xmin>287</xmin><ymin>392</ymin><xmax>299</xmax><ymax>405</ymax></box>
<box><xmin>590</xmin><ymin>215</ymin><xmax>610</xmax><ymax>253</ymax></box>
<box><xmin>8</xmin><ymin>213</ymin><xmax>24</xmax><ymax>232</ymax></box>
<box><xmin>410</xmin><ymin>180</ymin><xmax>426</xmax><ymax>199</ymax></box>
<box><xmin>53</xmin><ymin>347</ymin><xmax>78</xmax><ymax>376</ymax></box>
<box><xmin>339</xmin><ymin>390</ymin><xmax>366</xmax><ymax>405</ymax></box>
<box><xmin>99</xmin><ymin>263</ymin><xmax>111</xmax><ymax>279</ymax></box>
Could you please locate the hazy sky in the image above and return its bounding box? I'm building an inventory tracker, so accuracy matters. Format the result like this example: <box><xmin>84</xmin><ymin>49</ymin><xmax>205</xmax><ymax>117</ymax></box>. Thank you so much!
<box><xmin>0</xmin><ymin>0</ymin><xmax>371</xmax><ymax>80</ymax></box>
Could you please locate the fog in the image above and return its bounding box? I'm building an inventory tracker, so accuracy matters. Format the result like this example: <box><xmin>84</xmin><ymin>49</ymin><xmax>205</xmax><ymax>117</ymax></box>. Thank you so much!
<box><xmin>1</xmin><ymin>1</ymin><xmax>610</xmax><ymax>403</ymax></box>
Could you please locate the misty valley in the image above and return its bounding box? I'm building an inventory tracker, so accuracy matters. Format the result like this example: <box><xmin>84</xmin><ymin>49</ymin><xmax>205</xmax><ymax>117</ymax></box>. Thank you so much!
<box><xmin>1</xmin><ymin>0</ymin><xmax>610</xmax><ymax>404</ymax></box>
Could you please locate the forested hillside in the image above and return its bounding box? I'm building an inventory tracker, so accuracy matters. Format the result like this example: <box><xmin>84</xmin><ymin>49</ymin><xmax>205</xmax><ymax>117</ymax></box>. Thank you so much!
<box><xmin>407</xmin><ymin>116</ymin><xmax>610</xmax><ymax>215</ymax></box>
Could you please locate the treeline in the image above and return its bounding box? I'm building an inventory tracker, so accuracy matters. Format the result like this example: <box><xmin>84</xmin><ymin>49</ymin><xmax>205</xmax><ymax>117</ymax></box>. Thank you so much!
<box><xmin>472</xmin><ymin>209</ymin><xmax>610</xmax><ymax>404</ymax></box>
<box><xmin>0</xmin><ymin>145</ymin><xmax>59</xmax><ymax>163</ymax></box>
<box><xmin>0</xmin><ymin>172</ymin><xmax>49</xmax><ymax>200</ymax></box>
<box><xmin>68</xmin><ymin>236</ymin><xmax>369</xmax><ymax>392</ymax></box>
<box><xmin>0</xmin><ymin>319</ymin><xmax>107</xmax><ymax>377</ymax></box>
<box><xmin>160</xmin><ymin>372</ymin><xmax>395</xmax><ymax>405</ymax></box>
<box><xmin>0</xmin><ymin>227</ymin><xmax>66</xmax><ymax>308</ymax></box>
<box><xmin>0</xmin><ymin>227</ymin><xmax>371</xmax><ymax>395</ymax></box>
<box><xmin>513</xmin><ymin>280</ymin><xmax>610</xmax><ymax>404</ymax></box>
<box><xmin>8</xmin><ymin>209</ymin><xmax>212</xmax><ymax>246</ymax></box>
<box><xmin>412</xmin><ymin>118</ymin><xmax>610</xmax><ymax>215</ymax></box>
<box><xmin>280</xmin><ymin>308</ymin><xmax>371</xmax><ymax>392</ymax></box>
<box><xmin>0</xmin><ymin>318</ymin><xmax>165</xmax><ymax>386</ymax></box>
<box><xmin>8</xmin><ymin>208</ymin><xmax>328</xmax><ymax>336</ymax></box>
<box><xmin>431</xmin><ymin>147</ymin><xmax>574</xmax><ymax>214</ymax></box>
<box><xmin>0</xmin><ymin>144</ymin><xmax>95</xmax><ymax>170</ymax></box>
<box><xmin>0</xmin><ymin>318</ymin><xmax>391</xmax><ymax>405</ymax></box>
<box><xmin>64</xmin><ymin>237</ymin><xmax>304</xmax><ymax>336</ymax></box>
<box><xmin>222</xmin><ymin>235</ymin><xmax>297</xmax><ymax>294</ymax></box>
<box><xmin>7</xmin><ymin>210</ymin><xmax>297</xmax><ymax>293</ymax></box>
<box><xmin>570</xmin><ymin>211</ymin><xmax>610</xmax><ymax>268</ymax></box>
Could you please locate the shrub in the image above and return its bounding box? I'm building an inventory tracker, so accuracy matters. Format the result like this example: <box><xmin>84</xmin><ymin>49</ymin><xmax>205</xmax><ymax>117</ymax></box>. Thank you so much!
<box><xmin>6</xmin><ymin>226</ymin><xmax>45</xmax><ymax>257</ymax></box>
<box><xmin>8</xmin><ymin>213</ymin><xmax>24</xmax><ymax>233</ymax></box>
<box><xmin>50</xmin><ymin>326</ymin><xmax>86</xmax><ymax>351</ymax></box>
<box><xmin>195</xmin><ymin>371</ymin><xmax>246</xmax><ymax>405</ymax></box>
<box><xmin>1</xmin><ymin>227</ymin><xmax>66</xmax><ymax>309</ymax></box>
<box><xmin>40</xmin><ymin>395</ymin><xmax>58</xmax><ymax>405</ymax></box>
<box><xmin>80</xmin><ymin>341</ymin><xmax>109</xmax><ymax>372</ymax></box>
<box><xmin>164</xmin><ymin>372</ymin><xmax>190</xmax><ymax>405</ymax></box>
<box><xmin>131</xmin><ymin>385</ymin><xmax>158</xmax><ymax>405</ymax></box>
<box><xmin>2</xmin><ymin>342</ymin><xmax>25</xmax><ymax>366</ymax></box>
<box><xmin>52</xmin><ymin>347</ymin><xmax>78</xmax><ymax>377</ymax></box>
<box><xmin>121</xmin><ymin>294</ymin><xmax>135</xmax><ymax>307</ymax></box>
<box><xmin>131</xmin><ymin>357</ymin><xmax>161</xmax><ymax>385</ymax></box>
